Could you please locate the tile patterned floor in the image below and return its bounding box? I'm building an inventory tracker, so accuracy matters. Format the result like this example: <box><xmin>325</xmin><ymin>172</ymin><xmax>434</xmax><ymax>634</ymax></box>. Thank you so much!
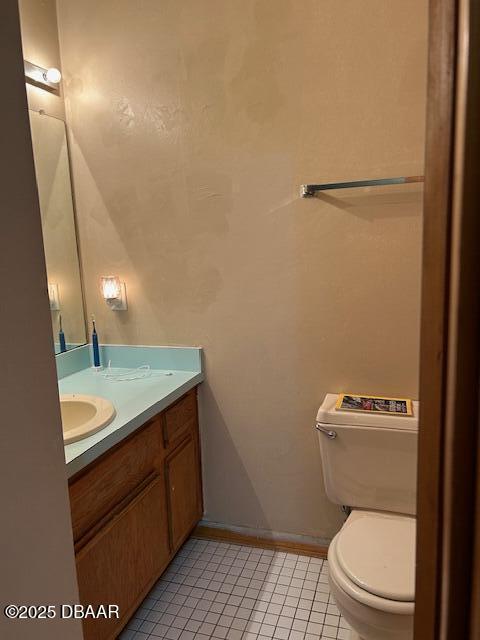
<box><xmin>120</xmin><ymin>537</ymin><xmax>351</xmax><ymax>640</ymax></box>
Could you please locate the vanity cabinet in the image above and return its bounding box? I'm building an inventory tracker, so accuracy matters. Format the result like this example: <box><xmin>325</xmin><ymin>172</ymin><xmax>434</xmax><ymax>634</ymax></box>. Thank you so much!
<box><xmin>163</xmin><ymin>390</ymin><xmax>203</xmax><ymax>553</ymax></box>
<box><xmin>68</xmin><ymin>387</ymin><xmax>202</xmax><ymax>640</ymax></box>
<box><xmin>166</xmin><ymin>436</ymin><xmax>202</xmax><ymax>552</ymax></box>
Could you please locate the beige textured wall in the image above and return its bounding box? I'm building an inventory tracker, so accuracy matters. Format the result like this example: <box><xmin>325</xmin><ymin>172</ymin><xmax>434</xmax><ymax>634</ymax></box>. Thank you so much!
<box><xmin>58</xmin><ymin>0</ymin><xmax>427</xmax><ymax>540</ymax></box>
<box><xmin>0</xmin><ymin>2</ymin><xmax>81</xmax><ymax>639</ymax></box>
<box><xmin>18</xmin><ymin>0</ymin><xmax>65</xmax><ymax>119</ymax></box>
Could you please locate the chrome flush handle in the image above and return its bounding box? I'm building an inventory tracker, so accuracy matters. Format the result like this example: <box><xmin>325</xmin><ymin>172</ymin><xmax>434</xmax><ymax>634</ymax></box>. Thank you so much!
<box><xmin>315</xmin><ymin>422</ymin><xmax>337</xmax><ymax>439</ymax></box>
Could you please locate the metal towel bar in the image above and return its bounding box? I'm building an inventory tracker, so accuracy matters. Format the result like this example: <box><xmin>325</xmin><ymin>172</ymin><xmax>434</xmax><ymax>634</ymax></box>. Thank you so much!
<box><xmin>300</xmin><ymin>175</ymin><xmax>424</xmax><ymax>198</ymax></box>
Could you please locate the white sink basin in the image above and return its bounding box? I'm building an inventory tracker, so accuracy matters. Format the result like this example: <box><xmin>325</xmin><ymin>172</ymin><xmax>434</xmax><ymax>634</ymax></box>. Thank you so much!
<box><xmin>60</xmin><ymin>394</ymin><xmax>116</xmax><ymax>444</ymax></box>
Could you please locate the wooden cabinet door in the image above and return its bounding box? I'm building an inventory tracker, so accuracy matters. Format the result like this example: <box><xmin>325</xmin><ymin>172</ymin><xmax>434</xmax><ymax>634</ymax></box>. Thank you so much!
<box><xmin>163</xmin><ymin>390</ymin><xmax>197</xmax><ymax>448</ymax></box>
<box><xmin>69</xmin><ymin>418</ymin><xmax>163</xmax><ymax>543</ymax></box>
<box><xmin>166</xmin><ymin>435</ymin><xmax>202</xmax><ymax>552</ymax></box>
<box><xmin>76</xmin><ymin>474</ymin><xmax>169</xmax><ymax>640</ymax></box>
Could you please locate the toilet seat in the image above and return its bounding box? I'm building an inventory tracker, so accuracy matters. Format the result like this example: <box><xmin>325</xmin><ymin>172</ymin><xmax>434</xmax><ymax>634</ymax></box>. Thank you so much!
<box><xmin>328</xmin><ymin>511</ymin><xmax>415</xmax><ymax>616</ymax></box>
<box><xmin>336</xmin><ymin>511</ymin><xmax>416</xmax><ymax>601</ymax></box>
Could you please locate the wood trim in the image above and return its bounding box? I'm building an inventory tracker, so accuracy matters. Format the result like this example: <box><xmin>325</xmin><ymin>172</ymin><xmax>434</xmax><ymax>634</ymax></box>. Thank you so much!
<box><xmin>193</xmin><ymin>525</ymin><xmax>328</xmax><ymax>559</ymax></box>
<box><xmin>416</xmin><ymin>1</ymin><xmax>480</xmax><ymax>638</ymax></box>
<box><xmin>461</xmin><ymin>9</ymin><xmax>480</xmax><ymax>638</ymax></box>
<box><xmin>414</xmin><ymin>1</ymin><xmax>458</xmax><ymax>638</ymax></box>
<box><xmin>440</xmin><ymin>1</ymin><xmax>480</xmax><ymax>637</ymax></box>
<box><xmin>470</xmin><ymin>421</ymin><xmax>480</xmax><ymax>637</ymax></box>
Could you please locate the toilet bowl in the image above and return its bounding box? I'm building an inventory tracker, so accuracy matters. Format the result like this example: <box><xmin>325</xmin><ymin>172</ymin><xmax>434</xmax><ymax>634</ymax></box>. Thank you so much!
<box><xmin>315</xmin><ymin>393</ymin><xmax>419</xmax><ymax>640</ymax></box>
<box><xmin>327</xmin><ymin>510</ymin><xmax>415</xmax><ymax>640</ymax></box>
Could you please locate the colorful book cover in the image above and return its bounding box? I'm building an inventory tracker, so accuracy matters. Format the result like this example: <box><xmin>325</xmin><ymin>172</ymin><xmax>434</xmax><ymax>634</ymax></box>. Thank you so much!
<box><xmin>335</xmin><ymin>393</ymin><xmax>413</xmax><ymax>416</ymax></box>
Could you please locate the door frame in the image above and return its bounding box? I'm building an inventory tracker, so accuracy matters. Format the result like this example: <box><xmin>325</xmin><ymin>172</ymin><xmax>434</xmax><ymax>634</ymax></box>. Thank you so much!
<box><xmin>415</xmin><ymin>1</ymin><xmax>480</xmax><ymax>638</ymax></box>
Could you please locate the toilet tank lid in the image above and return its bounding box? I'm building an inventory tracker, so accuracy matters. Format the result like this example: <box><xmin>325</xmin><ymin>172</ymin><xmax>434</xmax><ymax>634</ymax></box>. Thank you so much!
<box><xmin>317</xmin><ymin>393</ymin><xmax>419</xmax><ymax>430</ymax></box>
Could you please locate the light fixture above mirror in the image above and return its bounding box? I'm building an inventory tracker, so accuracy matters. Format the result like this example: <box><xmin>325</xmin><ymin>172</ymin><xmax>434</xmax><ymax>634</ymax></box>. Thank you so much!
<box><xmin>24</xmin><ymin>60</ymin><xmax>62</xmax><ymax>93</ymax></box>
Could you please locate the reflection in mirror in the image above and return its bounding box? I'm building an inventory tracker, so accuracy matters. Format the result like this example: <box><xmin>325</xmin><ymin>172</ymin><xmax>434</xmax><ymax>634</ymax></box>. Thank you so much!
<box><xmin>29</xmin><ymin>110</ymin><xmax>87</xmax><ymax>354</ymax></box>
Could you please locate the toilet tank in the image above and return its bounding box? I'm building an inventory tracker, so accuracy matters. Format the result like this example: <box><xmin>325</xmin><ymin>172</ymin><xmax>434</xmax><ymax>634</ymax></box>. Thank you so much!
<box><xmin>316</xmin><ymin>393</ymin><xmax>419</xmax><ymax>516</ymax></box>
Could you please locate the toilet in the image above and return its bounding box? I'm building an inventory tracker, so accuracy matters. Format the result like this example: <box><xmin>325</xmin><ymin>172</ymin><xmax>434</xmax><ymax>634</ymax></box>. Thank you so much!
<box><xmin>316</xmin><ymin>393</ymin><xmax>419</xmax><ymax>640</ymax></box>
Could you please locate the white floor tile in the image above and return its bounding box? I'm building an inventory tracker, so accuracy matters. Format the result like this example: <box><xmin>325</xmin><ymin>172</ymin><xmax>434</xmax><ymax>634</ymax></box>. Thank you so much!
<box><xmin>273</xmin><ymin>627</ymin><xmax>289</xmax><ymax>640</ymax></box>
<box><xmin>126</xmin><ymin>537</ymin><xmax>351</xmax><ymax>640</ymax></box>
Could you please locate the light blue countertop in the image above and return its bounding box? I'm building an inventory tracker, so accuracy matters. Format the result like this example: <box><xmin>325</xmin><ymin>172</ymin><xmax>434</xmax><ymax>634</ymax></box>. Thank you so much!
<box><xmin>59</xmin><ymin>345</ymin><xmax>203</xmax><ymax>478</ymax></box>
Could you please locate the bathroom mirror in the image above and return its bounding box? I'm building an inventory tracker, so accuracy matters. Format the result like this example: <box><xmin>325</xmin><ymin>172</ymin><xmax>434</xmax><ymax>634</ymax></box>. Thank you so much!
<box><xmin>29</xmin><ymin>110</ymin><xmax>87</xmax><ymax>354</ymax></box>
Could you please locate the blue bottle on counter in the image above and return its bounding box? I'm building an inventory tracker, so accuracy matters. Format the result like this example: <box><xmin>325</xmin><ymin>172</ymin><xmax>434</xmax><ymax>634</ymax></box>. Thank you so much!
<box><xmin>92</xmin><ymin>316</ymin><xmax>101</xmax><ymax>368</ymax></box>
<box><xmin>59</xmin><ymin>315</ymin><xmax>67</xmax><ymax>353</ymax></box>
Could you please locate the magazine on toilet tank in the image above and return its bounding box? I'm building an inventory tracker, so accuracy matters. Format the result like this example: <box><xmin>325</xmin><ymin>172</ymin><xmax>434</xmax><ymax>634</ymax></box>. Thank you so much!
<box><xmin>335</xmin><ymin>393</ymin><xmax>413</xmax><ymax>416</ymax></box>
